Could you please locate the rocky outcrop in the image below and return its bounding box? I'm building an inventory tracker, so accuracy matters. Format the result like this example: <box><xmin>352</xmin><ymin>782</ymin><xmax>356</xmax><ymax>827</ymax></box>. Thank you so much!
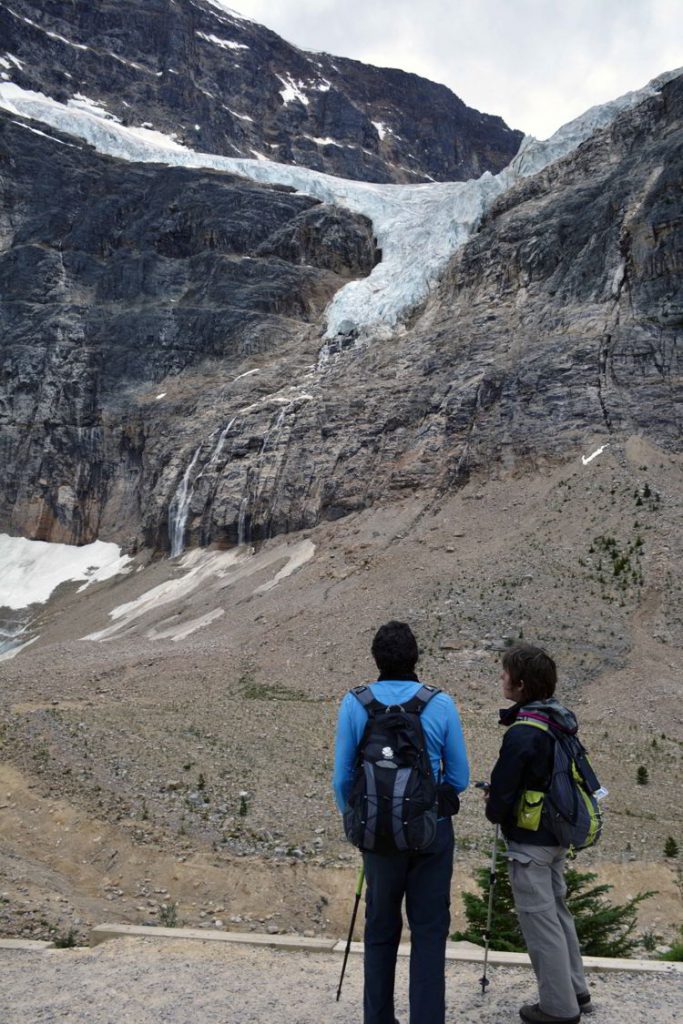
<box><xmin>0</xmin><ymin>0</ymin><xmax>523</xmax><ymax>184</ymax></box>
<box><xmin>255</xmin><ymin>206</ymin><xmax>379</xmax><ymax>277</ymax></box>
<box><xmin>0</xmin><ymin>111</ymin><xmax>376</xmax><ymax>544</ymax></box>
<box><xmin>0</xmin><ymin>32</ymin><xmax>680</xmax><ymax>553</ymax></box>
<box><xmin>145</xmin><ymin>73</ymin><xmax>681</xmax><ymax>550</ymax></box>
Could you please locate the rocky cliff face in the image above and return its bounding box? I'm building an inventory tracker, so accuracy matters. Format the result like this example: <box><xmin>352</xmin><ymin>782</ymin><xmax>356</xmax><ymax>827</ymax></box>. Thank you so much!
<box><xmin>2</xmin><ymin>73</ymin><xmax>679</xmax><ymax>552</ymax></box>
<box><xmin>0</xmin><ymin>111</ymin><xmax>377</xmax><ymax>544</ymax></box>
<box><xmin>0</xmin><ymin>0</ymin><xmax>522</xmax><ymax>183</ymax></box>
<box><xmin>0</xmin><ymin>0</ymin><xmax>680</xmax><ymax>555</ymax></box>
<box><xmin>131</xmin><ymin>73</ymin><xmax>683</xmax><ymax>551</ymax></box>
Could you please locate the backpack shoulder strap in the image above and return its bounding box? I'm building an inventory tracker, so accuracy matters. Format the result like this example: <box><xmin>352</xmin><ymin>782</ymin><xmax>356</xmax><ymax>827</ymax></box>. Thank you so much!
<box><xmin>351</xmin><ymin>683</ymin><xmax>441</xmax><ymax>716</ymax></box>
<box><xmin>350</xmin><ymin>684</ymin><xmax>384</xmax><ymax>716</ymax></box>
<box><xmin>404</xmin><ymin>684</ymin><xmax>441</xmax><ymax>714</ymax></box>
<box><xmin>508</xmin><ymin>717</ymin><xmax>551</xmax><ymax>734</ymax></box>
<box><xmin>350</xmin><ymin>684</ymin><xmax>374</xmax><ymax>706</ymax></box>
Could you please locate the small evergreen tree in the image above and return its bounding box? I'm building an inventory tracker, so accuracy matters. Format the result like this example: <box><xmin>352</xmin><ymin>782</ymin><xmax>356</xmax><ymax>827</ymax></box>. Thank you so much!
<box><xmin>637</xmin><ymin>765</ymin><xmax>649</xmax><ymax>785</ymax></box>
<box><xmin>453</xmin><ymin>841</ymin><xmax>655</xmax><ymax>957</ymax></box>
<box><xmin>664</xmin><ymin>836</ymin><xmax>679</xmax><ymax>858</ymax></box>
<box><xmin>454</xmin><ymin>843</ymin><xmax>523</xmax><ymax>952</ymax></box>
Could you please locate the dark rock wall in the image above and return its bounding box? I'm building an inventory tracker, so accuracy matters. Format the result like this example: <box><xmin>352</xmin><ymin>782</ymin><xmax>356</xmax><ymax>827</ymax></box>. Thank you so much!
<box><xmin>166</xmin><ymin>75</ymin><xmax>681</xmax><ymax>551</ymax></box>
<box><xmin>0</xmin><ymin>0</ymin><xmax>523</xmax><ymax>183</ymax></box>
<box><xmin>0</xmin><ymin>112</ymin><xmax>376</xmax><ymax>543</ymax></box>
<box><xmin>0</xmin><ymin>20</ymin><xmax>679</xmax><ymax>554</ymax></box>
<box><xmin>430</xmin><ymin>77</ymin><xmax>683</xmax><ymax>458</ymax></box>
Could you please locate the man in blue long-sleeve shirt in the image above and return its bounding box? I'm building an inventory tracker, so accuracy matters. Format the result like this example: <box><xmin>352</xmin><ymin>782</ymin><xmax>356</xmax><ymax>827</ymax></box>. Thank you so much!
<box><xmin>332</xmin><ymin>620</ymin><xmax>469</xmax><ymax>1024</ymax></box>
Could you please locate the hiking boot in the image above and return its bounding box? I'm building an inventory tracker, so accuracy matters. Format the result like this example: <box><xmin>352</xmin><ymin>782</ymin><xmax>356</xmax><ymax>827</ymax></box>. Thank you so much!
<box><xmin>519</xmin><ymin>1003</ymin><xmax>580</xmax><ymax>1024</ymax></box>
<box><xmin>577</xmin><ymin>991</ymin><xmax>593</xmax><ymax>1014</ymax></box>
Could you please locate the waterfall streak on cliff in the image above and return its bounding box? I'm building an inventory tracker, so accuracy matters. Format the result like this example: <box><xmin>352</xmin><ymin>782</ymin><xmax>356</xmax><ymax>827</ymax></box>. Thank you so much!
<box><xmin>237</xmin><ymin>405</ymin><xmax>290</xmax><ymax>547</ymax></box>
<box><xmin>237</xmin><ymin>496</ymin><xmax>249</xmax><ymax>548</ymax></box>
<box><xmin>196</xmin><ymin>417</ymin><xmax>239</xmax><ymax>546</ymax></box>
<box><xmin>204</xmin><ymin>416</ymin><xmax>238</xmax><ymax>473</ymax></box>
<box><xmin>168</xmin><ymin>444</ymin><xmax>203</xmax><ymax>557</ymax></box>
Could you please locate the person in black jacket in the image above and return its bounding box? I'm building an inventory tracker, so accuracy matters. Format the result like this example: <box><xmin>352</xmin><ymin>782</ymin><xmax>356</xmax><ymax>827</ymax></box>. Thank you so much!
<box><xmin>485</xmin><ymin>644</ymin><xmax>592</xmax><ymax>1024</ymax></box>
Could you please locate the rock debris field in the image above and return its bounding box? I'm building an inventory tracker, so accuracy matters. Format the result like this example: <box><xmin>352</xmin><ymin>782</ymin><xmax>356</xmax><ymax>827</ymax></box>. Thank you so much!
<box><xmin>2</xmin><ymin>939</ymin><xmax>683</xmax><ymax>1024</ymax></box>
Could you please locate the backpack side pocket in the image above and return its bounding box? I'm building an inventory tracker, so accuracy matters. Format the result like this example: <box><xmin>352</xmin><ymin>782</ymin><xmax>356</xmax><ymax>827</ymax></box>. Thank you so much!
<box><xmin>515</xmin><ymin>789</ymin><xmax>545</xmax><ymax>831</ymax></box>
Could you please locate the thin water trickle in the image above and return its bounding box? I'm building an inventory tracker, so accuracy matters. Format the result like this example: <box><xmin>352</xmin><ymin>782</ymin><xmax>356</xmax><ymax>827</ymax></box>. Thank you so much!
<box><xmin>236</xmin><ymin>405</ymin><xmax>291</xmax><ymax>546</ymax></box>
<box><xmin>201</xmin><ymin>417</ymin><xmax>238</xmax><ymax>476</ymax></box>
<box><xmin>168</xmin><ymin>444</ymin><xmax>203</xmax><ymax>557</ymax></box>
<box><xmin>197</xmin><ymin>417</ymin><xmax>240</xmax><ymax>546</ymax></box>
<box><xmin>237</xmin><ymin>494</ymin><xmax>250</xmax><ymax>547</ymax></box>
<box><xmin>168</xmin><ymin>417</ymin><xmax>241</xmax><ymax>556</ymax></box>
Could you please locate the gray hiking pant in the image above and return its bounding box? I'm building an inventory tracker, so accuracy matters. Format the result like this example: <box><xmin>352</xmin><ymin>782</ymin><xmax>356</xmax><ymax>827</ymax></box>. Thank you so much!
<box><xmin>507</xmin><ymin>841</ymin><xmax>588</xmax><ymax>1018</ymax></box>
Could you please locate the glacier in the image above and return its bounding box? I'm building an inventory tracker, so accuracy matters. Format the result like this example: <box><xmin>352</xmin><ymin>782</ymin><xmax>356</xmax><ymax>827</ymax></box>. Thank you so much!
<box><xmin>0</xmin><ymin>69</ymin><xmax>679</xmax><ymax>343</ymax></box>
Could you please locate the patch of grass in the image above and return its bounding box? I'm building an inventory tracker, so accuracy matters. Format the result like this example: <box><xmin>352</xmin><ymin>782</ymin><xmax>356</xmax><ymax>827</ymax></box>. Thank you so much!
<box><xmin>158</xmin><ymin>902</ymin><xmax>179</xmax><ymax>927</ymax></box>
<box><xmin>659</xmin><ymin>926</ymin><xmax>683</xmax><ymax>961</ymax></box>
<box><xmin>53</xmin><ymin>927</ymin><xmax>78</xmax><ymax>948</ymax></box>
<box><xmin>241</xmin><ymin>679</ymin><xmax>311</xmax><ymax>701</ymax></box>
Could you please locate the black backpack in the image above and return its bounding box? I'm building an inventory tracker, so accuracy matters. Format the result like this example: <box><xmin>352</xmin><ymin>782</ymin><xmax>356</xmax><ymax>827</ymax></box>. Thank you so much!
<box><xmin>343</xmin><ymin>683</ymin><xmax>440</xmax><ymax>854</ymax></box>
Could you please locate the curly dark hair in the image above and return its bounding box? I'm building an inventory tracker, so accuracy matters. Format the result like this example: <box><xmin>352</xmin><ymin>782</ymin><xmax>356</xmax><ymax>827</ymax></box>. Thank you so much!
<box><xmin>502</xmin><ymin>643</ymin><xmax>557</xmax><ymax>701</ymax></box>
<box><xmin>371</xmin><ymin>621</ymin><xmax>419</xmax><ymax>676</ymax></box>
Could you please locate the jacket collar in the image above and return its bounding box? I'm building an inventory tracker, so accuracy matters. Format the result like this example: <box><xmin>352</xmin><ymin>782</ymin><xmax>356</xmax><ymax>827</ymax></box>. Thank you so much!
<box><xmin>499</xmin><ymin>702</ymin><xmax>525</xmax><ymax>726</ymax></box>
<box><xmin>377</xmin><ymin>671</ymin><xmax>420</xmax><ymax>682</ymax></box>
<box><xmin>498</xmin><ymin>698</ymin><xmax>577</xmax><ymax>734</ymax></box>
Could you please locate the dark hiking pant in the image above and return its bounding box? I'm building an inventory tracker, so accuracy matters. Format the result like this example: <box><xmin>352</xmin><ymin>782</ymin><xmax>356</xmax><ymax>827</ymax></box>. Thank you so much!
<box><xmin>362</xmin><ymin>818</ymin><xmax>454</xmax><ymax>1024</ymax></box>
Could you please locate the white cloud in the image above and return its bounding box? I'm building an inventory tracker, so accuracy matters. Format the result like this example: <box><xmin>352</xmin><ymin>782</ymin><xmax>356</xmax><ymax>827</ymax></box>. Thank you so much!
<box><xmin>227</xmin><ymin>0</ymin><xmax>681</xmax><ymax>137</ymax></box>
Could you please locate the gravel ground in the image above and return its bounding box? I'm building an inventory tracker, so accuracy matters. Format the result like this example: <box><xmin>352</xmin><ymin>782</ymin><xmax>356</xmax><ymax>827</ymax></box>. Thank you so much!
<box><xmin>2</xmin><ymin>938</ymin><xmax>682</xmax><ymax>1024</ymax></box>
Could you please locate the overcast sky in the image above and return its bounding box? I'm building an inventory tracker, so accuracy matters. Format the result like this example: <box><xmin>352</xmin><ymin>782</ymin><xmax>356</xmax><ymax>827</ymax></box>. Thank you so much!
<box><xmin>223</xmin><ymin>0</ymin><xmax>681</xmax><ymax>138</ymax></box>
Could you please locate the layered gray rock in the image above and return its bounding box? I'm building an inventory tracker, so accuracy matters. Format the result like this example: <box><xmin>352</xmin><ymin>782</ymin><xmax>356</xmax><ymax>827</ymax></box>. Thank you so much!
<box><xmin>0</xmin><ymin>112</ymin><xmax>376</xmax><ymax>544</ymax></box>
<box><xmin>0</xmin><ymin>61</ymin><xmax>680</xmax><ymax>553</ymax></box>
<box><xmin>151</xmin><ymin>73</ymin><xmax>682</xmax><ymax>550</ymax></box>
<box><xmin>0</xmin><ymin>0</ymin><xmax>523</xmax><ymax>184</ymax></box>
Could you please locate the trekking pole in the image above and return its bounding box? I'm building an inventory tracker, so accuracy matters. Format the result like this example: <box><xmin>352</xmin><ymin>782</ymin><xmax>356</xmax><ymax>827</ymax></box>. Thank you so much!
<box><xmin>336</xmin><ymin>863</ymin><xmax>365</xmax><ymax>1001</ymax></box>
<box><xmin>480</xmin><ymin>822</ymin><xmax>500</xmax><ymax>994</ymax></box>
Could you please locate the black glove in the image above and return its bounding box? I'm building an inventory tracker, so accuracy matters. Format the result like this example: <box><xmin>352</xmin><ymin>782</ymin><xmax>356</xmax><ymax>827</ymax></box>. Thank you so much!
<box><xmin>437</xmin><ymin>782</ymin><xmax>460</xmax><ymax>817</ymax></box>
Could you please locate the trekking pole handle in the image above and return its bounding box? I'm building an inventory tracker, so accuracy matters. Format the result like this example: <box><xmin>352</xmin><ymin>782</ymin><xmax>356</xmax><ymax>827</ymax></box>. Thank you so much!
<box><xmin>355</xmin><ymin>864</ymin><xmax>365</xmax><ymax>897</ymax></box>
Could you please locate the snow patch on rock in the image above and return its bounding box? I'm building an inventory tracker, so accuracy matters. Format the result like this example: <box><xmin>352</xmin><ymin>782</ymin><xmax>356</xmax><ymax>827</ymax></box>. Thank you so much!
<box><xmin>276</xmin><ymin>74</ymin><xmax>310</xmax><ymax>107</ymax></box>
<box><xmin>196</xmin><ymin>31</ymin><xmax>249</xmax><ymax>51</ymax></box>
<box><xmin>82</xmin><ymin>540</ymin><xmax>315</xmax><ymax>643</ymax></box>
